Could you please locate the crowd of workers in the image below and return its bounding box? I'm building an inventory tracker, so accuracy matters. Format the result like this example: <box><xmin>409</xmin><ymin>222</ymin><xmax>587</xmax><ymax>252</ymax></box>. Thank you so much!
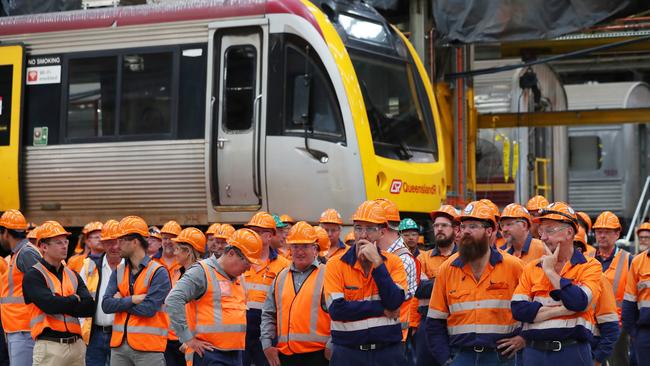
<box><xmin>0</xmin><ymin>196</ymin><xmax>649</xmax><ymax>366</ymax></box>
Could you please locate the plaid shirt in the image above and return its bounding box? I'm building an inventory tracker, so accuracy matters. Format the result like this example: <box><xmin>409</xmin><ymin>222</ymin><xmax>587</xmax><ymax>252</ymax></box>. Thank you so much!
<box><xmin>388</xmin><ymin>237</ymin><xmax>417</xmax><ymax>300</ymax></box>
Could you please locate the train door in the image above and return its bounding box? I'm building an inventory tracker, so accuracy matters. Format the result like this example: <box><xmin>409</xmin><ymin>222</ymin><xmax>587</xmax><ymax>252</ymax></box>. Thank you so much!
<box><xmin>209</xmin><ymin>22</ymin><xmax>267</xmax><ymax>208</ymax></box>
<box><xmin>0</xmin><ymin>45</ymin><xmax>24</xmax><ymax>211</ymax></box>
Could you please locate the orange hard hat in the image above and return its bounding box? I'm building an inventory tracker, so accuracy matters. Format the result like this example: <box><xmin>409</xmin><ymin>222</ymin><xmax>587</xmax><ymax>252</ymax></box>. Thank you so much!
<box><xmin>480</xmin><ymin>199</ymin><xmax>500</xmax><ymax>220</ymax></box>
<box><xmin>286</xmin><ymin>221</ymin><xmax>317</xmax><ymax>245</ymax></box>
<box><xmin>227</xmin><ymin>228</ymin><xmax>263</xmax><ymax>265</ymax></box>
<box><xmin>0</xmin><ymin>209</ymin><xmax>29</xmax><ymax>231</ymax></box>
<box><xmin>374</xmin><ymin>198</ymin><xmax>400</xmax><ymax>222</ymax></box>
<box><xmin>577</xmin><ymin>212</ymin><xmax>592</xmax><ymax>232</ymax></box>
<box><xmin>500</xmin><ymin>203</ymin><xmax>532</xmax><ymax>227</ymax></box>
<box><xmin>101</xmin><ymin>219</ymin><xmax>120</xmax><ymax>241</ymax></box>
<box><xmin>82</xmin><ymin>221</ymin><xmax>103</xmax><ymax>235</ymax></box>
<box><xmin>27</xmin><ymin>225</ymin><xmax>41</xmax><ymax>240</ymax></box>
<box><xmin>460</xmin><ymin>201</ymin><xmax>497</xmax><ymax>228</ymax></box>
<box><xmin>205</xmin><ymin>223</ymin><xmax>221</xmax><ymax>236</ymax></box>
<box><xmin>173</xmin><ymin>227</ymin><xmax>207</xmax><ymax>255</ymax></box>
<box><xmin>534</xmin><ymin>202</ymin><xmax>579</xmax><ymax>230</ymax></box>
<box><xmin>526</xmin><ymin>195</ymin><xmax>549</xmax><ymax>212</ymax></box>
<box><xmin>637</xmin><ymin>222</ymin><xmax>650</xmax><ymax>235</ymax></box>
<box><xmin>573</xmin><ymin>227</ymin><xmax>588</xmax><ymax>252</ymax></box>
<box><xmin>117</xmin><ymin>216</ymin><xmax>149</xmax><ymax>238</ymax></box>
<box><xmin>214</xmin><ymin>224</ymin><xmax>235</xmax><ymax>240</ymax></box>
<box><xmin>352</xmin><ymin>200</ymin><xmax>387</xmax><ymax>225</ymax></box>
<box><xmin>313</xmin><ymin>226</ymin><xmax>331</xmax><ymax>252</ymax></box>
<box><xmin>246</xmin><ymin>212</ymin><xmax>277</xmax><ymax>232</ymax></box>
<box><xmin>593</xmin><ymin>211</ymin><xmax>621</xmax><ymax>230</ymax></box>
<box><xmin>37</xmin><ymin>221</ymin><xmax>71</xmax><ymax>242</ymax></box>
<box><xmin>148</xmin><ymin>226</ymin><xmax>162</xmax><ymax>240</ymax></box>
<box><xmin>430</xmin><ymin>205</ymin><xmax>459</xmax><ymax>222</ymax></box>
<box><xmin>280</xmin><ymin>214</ymin><xmax>296</xmax><ymax>224</ymax></box>
<box><xmin>319</xmin><ymin>208</ymin><xmax>343</xmax><ymax>225</ymax></box>
<box><xmin>344</xmin><ymin>231</ymin><xmax>355</xmax><ymax>244</ymax></box>
<box><xmin>160</xmin><ymin>220</ymin><xmax>182</xmax><ymax>236</ymax></box>
<box><xmin>418</xmin><ymin>235</ymin><xmax>424</xmax><ymax>244</ymax></box>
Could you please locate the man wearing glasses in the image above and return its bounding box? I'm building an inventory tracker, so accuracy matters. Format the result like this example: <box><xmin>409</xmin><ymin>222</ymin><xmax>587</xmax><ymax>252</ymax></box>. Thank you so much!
<box><xmin>165</xmin><ymin>228</ymin><xmax>264</xmax><ymax>365</ymax></box>
<box><xmin>636</xmin><ymin>222</ymin><xmax>650</xmax><ymax>252</ymax></box>
<box><xmin>511</xmin><ymin>202</ymin><xmax>602</xmax><ymax>366</ymax></box>
<box><xmin>526</xmin><ymin>195</ymin><xmax>549</xmax><ymax>239</ymax></box>
<box><xmin>23</xmin><ymin>220</ymin><xmax>95</xmax><ymax>365</ymax></box>
<box><xmin>499</xmin><ymin>203</ymin><xmax>546</xmax><ymax>264</ymax></box>
<box><xmin>426</xmin><ymin>200</ymin><xmax>524</xmax><ymax>366</ymax></box>
<box><xmin>324</xmin><ymin>200</ymin><xmax>408</xmax><ymax>366</ymax></box>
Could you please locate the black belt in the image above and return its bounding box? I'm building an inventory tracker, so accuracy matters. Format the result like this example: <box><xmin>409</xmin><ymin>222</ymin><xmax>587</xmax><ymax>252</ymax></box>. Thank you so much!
<box><xmin>343</xmin><ymin>342</ymin><xmax>398</xmax><ymax>351</ymax></box>
<box><xmin>38</xmin><ymin>335</ymin><xmax>79</xmax><ymax>344</ymax></box>
<box><xmin>458</xmin><ymin>346</ymin><xmax>497</xmax><ymax>353</ymax></box>
<box><xmin>528</xmin><ymin>339</ymin><xmax>582</xmax><ymax>352</ymax></box>
<box><xmin>93</xmin><ymin>325</ymin><xmax>112</xmax><ymax>333</ymax></box>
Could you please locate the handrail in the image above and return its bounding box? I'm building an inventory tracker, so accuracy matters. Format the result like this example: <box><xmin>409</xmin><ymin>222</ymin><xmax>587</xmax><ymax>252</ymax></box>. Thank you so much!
<box><xmin>626</xmin><ymin>175</ymin><xmax>650</xmax><ymax>243</ymax></box>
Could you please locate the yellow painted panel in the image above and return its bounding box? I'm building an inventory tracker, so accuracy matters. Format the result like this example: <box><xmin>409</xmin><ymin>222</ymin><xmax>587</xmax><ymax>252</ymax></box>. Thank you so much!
<box><xmin>304</xmin><ymin>2</ymin><xmax>447</xmax><ymax>213</ymax></box>
<box><xmin>0</xmin><ymin>45</ymin><xmax>23</xmax><ymax>211</ymax></box>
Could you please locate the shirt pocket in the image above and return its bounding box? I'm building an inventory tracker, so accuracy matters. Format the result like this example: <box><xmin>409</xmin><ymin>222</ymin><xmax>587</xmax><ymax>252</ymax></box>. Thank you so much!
<box><xmin>343</xmin><ymin>283</ymin><xmax>364</xmax><ymax>301</ymax></box>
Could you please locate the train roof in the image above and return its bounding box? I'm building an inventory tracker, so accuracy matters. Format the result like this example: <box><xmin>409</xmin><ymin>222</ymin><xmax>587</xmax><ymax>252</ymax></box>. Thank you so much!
<box><xmin>0</xmin><ymin>0</ymin><xmax>321</xmax><ymax>37</ymax></box>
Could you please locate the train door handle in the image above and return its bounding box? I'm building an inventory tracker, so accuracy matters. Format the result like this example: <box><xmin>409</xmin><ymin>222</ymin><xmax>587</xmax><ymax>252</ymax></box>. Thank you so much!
<box><xmin>217</xmin><ymin>138</ymin><xmax>229</xmax><ymax>149</ymax></box>
<box><xmin>225</xmin><ymin>184</ymin><xmax>231</xmax><ymax>197</ymax></box>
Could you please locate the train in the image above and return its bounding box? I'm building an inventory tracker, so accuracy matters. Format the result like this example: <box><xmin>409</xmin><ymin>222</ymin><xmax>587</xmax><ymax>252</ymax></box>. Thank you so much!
<box><xmin>0</xmin><ymin>0</ymin><xmax>447</xmax><ymax>227</ymax></box>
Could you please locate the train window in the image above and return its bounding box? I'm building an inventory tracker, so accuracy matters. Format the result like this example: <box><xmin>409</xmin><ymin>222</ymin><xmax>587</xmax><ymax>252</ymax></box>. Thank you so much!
<box><xmin>222</xmin><ymin>45</ymin><xmax>256</xmax><ymax>131</ymax></box>
<box><xmin>178</xmin><ymin>46</ymin><xmax>207</xmax><ymax>139</ymax></box>
<box><xmin>283</xmin><ymin>44</ymin><xmax>344</xmax><ymax>140</ymax></box>
<box><xmin>569</xmin><ymin>136</ymin><xmax>602</xmax><ymax>171</ymax></box>
<box><xmin>66</xmin><ymin>56</ymin><xmax>117</xmax><ymax>139</ymax></box>
<box><xmin>119</xmin><ymin>52</ymin><xmax>173</xmax><ymax>135</ymax></box>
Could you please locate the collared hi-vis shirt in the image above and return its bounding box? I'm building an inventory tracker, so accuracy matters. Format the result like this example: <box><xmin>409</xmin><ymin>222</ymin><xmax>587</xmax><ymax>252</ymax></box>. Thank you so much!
<box><xmin>416</xmin><ymin>245</ymin><xmax>457</xmax><ymax>315</ymax></box>
<box><xmin>511</xmin><ymin>249</ymin><xmax>602</xmax><ymax>342</ymax></box>
<box><xmin>592</xmin><ymin>275</ymin><xmax>620</xmax><ymax>363</ymax></box>
<box><xmin>622</xmin><ymin>249</ymin><xmax>650</xmax><ymax>336</ymax></box>
<box><xmin>324</xmin><ymin>245</ymin><xmax>407</xmax><ymax>347</ymax></box>
<box><xmin>500</xmin><ymin>234</ymin><xmax>547</xmax><ymax>265</ymax></box>
<box><xmin>425</xmin><ymin>247</ymin><xmax>523</xmax><ymax>365</ymax></box>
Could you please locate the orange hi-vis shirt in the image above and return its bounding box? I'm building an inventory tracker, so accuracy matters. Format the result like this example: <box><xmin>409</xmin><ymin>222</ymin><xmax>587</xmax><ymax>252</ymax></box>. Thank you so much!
<box><xmin>242</xmin><ymin>248</ymin><xmax>290</xmax><ymax>311</ymax></box>
<box><xmin>155</xmin><ymin>256</ymin><xmax>182</xmax><ymax>280</ymax></box>
<box><xmin>622</xmin><ymin>250</ymin><xmax>650</xmax><ymax>334</ymax></box>
<box><xmin>273</xmin><ymin>263</ymin><xmax>331</xmax><ymax>355</ymax></box>
<box><xmin>591</xmin><ymin>274</ymin><xmax>620</xmax><ymax>362</ymax></box>
<box><xmin>324</xmin><ymin>245</ymin><xmax>407</xmax><ymax>347</ymax></box>
<box><xmin>511</xmin><ymin>249</ymin><xmax>602</xmax><ymax>342</ymax></box>
<box><xmin>417</xmin><ymin>245</ymin><xmax>457</xmax><ymax>311</ymax></box>
<box><xmin>67</xmin><ymin>253</ymin><xmax>87</xmax><ymax>273</ymax></box>
<box><xmin>426</xmin><ymin>247</ymin><xmax>523</xmax><ymax>352</ymax></box>
<box><xmin>600</xmin><ymin>247</ymin><xmax>631</xmax><ymax>318</ymax></box>
<box><xmin>500</xmin><ymin>235</ymin><xmax>547</xmax><ymax>264</ymax></box>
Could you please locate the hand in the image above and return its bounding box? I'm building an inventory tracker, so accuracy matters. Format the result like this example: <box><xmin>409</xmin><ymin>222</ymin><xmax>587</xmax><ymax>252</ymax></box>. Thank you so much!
<box><xmin>384</xmin><ymin>308</ymin><xmax>400</xmax><ymax>320</ymax></box>
<box><xmin>185</xmin><ymin>337</ymin><xmax>214</xmax><ymax>357</ymax></box>
<box><xmin>358</xmin><ymin>241</ymin><xmax>382</xmax><ymax>268</ymax></box>
<box><xmin>554</xmin><ymin>305</ymin><xmax>575</xmax><ymax>317</ymax></box>
<box><xmin>324</xmin><ymin>347</ymin><xmax>332</xmax><ymax>360</ymax></box>
<box><xmin>113</xmin><ymin>292</ymin><xmax>122</xmax><ymax>299</ymax></box>
<box><xmin>263</xmin><ymin>346</ymin><xmax>281</xmax><ymax>366</ymax></box>
<box><xmin>131</xmin><ymin>294</ymin><xmax>146</xmax><ymax>304</ymax></box>
<box><xmin>541</xmin><ymin>245</ymin><xmax>560</xmax><ymax>274</ymax></box>
<box><xmin>72</xmin><ymin>294</ymin><xmax>81</xmax><ymax>302</ymax></box>
<box><xmin>496</xmin><ymin>335</ymin><xmax>526</xmax><ymax>358</ymax></box>
<box><xmin>179</xmin><ymin>343</ymin><xmax>187</xmax><ymax>352</ymax></box>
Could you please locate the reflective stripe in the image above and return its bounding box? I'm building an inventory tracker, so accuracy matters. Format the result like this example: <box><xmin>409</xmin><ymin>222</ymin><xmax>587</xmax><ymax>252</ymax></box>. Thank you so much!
<box><xmin>30</xmin><ymin>314</ymin><xmax>45</xmax><ymax>328</ymax></box>
<box><xmin>276</xmin><ymin>268</ymin><xmax>289</xmax><ymax>340</ymax></box>
<box><xmin>448</xmin><ymin>299</ymin><xmax>510</xmax><ymax>313</ymax></box>
<box><xmin>116</xmin><ymin>263</ymin><xmax>125</xmax><ymax>286</ymax></box>
<box><xmin>278</xmin><ymin>333</ymin><xmax>329</xmax><ymax>343</ymax></box>
<box><xmin>30</xmin><ymin>313</ymin><xmax>80</xmax><ymax>328</ymax></box>
<box><xmin>331</xmin><ymin>316</ymin><xmax>400</xmax><ymax>332</ymax></box>
<box><xmin>427</xmin><ymin>308</ymin><xmax>449</xmax><ymax>319</ymax></box>
<box><xmin>89</xmin><ymin>291</ymin><xmax>97</xmax><ymax>298</ymax></box>
<box><xmin>612</xmin><ymin>251</ymin><xmax>629</xmax><ymax>302</ymax></box>
<box><xmin>638</xmin><ymin>300</ymin><xmax>650</xmax><ymax>309</ymax></box>
<box><xmin>309</xmin><ymin>265</ymin><xmax>326</xmax><ymax>337</ymax></box>
<box><xmin>195</xmin><ymin>324</ymin><xmax>246</xmax><ymax>333</ymax></box>
<box><xmin>113</xmin><ymin>324</ymin><xmax>168</xmax><ymax>336</ymax></box>
<box><xmin>33</xmin><ymin>263</ymin><xmax>56</xmax><ymax>293</ymax></box>
<box><xmin>523</xmin><ymin>317</ymin><xmax>594</xmax><ymax>331</ymax></box>
<box><xmin>247</xmin><ymin>301</ymin><xmax>265</xmax><ymax>310</ymax></box>
<box><xmin>447</xmin><ymin>323</ymin><xmax>518</xmax><ymax>335</ymax></box>
<box><xmin>511</xmin><ymin>294</ymin><xmax>531</xmax><ymax>302</ymax></box>
<box><xmin>638</xmin><ymin>281</ymin><xmax>650</xmax><ymax>291</ymax></box>
<box><xmin>142</xmin><ymin>261</ymin><xmax>161</xmax><ymax>288</ymax></box>
<box><xmin>64</xmin><ymin>267</ymin><xmax>78</xmax><ymax>289</ymax></box>
<box><xmin>326</xmin><ymin>292</ymin><xmax>344</xmax><ymax>308</ymax></box>
<box><xmin>0</xmin><ymin>296</ymin><xmax>25</xmax><ymax>304</ymax></box>
<box><xmin>624</xmin><ymin>293</ymin><xmax>637</xmax><ymax>302</ymax></box>
<box><xmin>418</xmin><ymin>298</ymin><xmax>429</xmax><ymax>307</ymax></box>
<box><xmin>597</xmin><ymin>313</ymin><xmax>619</xmax><ymax>324</ymax></box>
<box><xmin>246</xmin><ymin>283</ymin><xmax>270</xmax><ymax>292</ymax></box>
<box><xmin>533</xmin><ymin>296</ymin><xmax>562</xmax><ymax>306</ymax></box>
<box><xmin>86</xmin><ymin>260</ymin><xmax>96</xmax><ymax>280</ymax></box>
<box><xmin>579</xmin><ymin>285</ymin><xmax>593</xmax><ymax>304</ymax></box>
<box><xmin>195</xmin><ymin>261</ymin><xmax>246</xmax><ymax>335</ymax></box>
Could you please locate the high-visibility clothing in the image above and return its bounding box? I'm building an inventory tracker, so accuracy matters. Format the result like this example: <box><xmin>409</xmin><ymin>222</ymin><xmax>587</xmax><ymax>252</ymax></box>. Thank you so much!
<box><xmin>79</xmin><ymin>257</ymin><xmax>100</xmax><ymax>344</ymax></box>
<box><xmin>417</xmin><ymin>245</ymin><xmax>456</xmax><ymax>311</ymax></box>
<box><xmin>67</xmin><ymin>253</ymin><xmax>86</xmax><ymax>273</ymax></box>
<box><xmin>601</xmin><ymin>247</ymin><xmax>630</xmax><ymax>318</ymax></box>
<box><xmin>155</xmin><ymin>257</ymin><xmax>182</xmax><ymax>279</ymax></box>
<box><xmin>0</xmin><ymin>242</ymin><xmax>41</xmax><ymax>333</ymax></box>
<box><xmin>500</xmin><ymin>235</ymin><xmax>547</xmax><ymax>264</ymax></box>
<box><xmin>594</xmin><ymin>275</ymin><xmax>619</xmax><ymax>329</ymax></box>
<box><xmin>29</xmin><ymin>262</ymin><xmax>82</xmax><ymax>339</ymax></box>
<box><xmin>511</xmin><ymin>249</ymin><xmax>602</xmax><ymax>342</ymax></box>
<box><xmin>242</xmin><ymin>254</ymin><xmax>290</xmax><ymax>310</ymax></box>
<box><xmin>324</xmin><ymin>245</ymin><xmax>407</xmax><ymax>347</ymax></box>
<box><xmin>187</xmin><ymin>260</ymin><xmax>246</xmax><ymax>351</ymax></box>
<box><xmin>326</xmin><ymin>240</ymin><xmax>347</xmax><ymax>260</ymax></box>
<box><xmin>622</xmin><ymin>250</ymin><xmax>650</xmax><ymax>333</ymax></box>
<box><xmin>592</xmin><ymin>275</ymin><xmax>621</xmax><ymax>363</ymax></box>
<box><xmin>0</xmin><ymin>257</ymin><xmax>7</xmax><ymax>276</ymax></box>
<box><xmin>585</xmin><ymin>244</ymin><xmax>596</xmax><ymax>257</ymax></box>
<box><xmin>110</xmin><ymin>260</ymin><xmax>169</xmax><ymax>352</ymax></box>
<box><xmin>427</xmin><ymin>248</ymin><xmax>523</xmax><ymax>348</ymax></box>
<box><xmin>273</xmin><ymin>264</ymin><xmax>331</xmax><ymax>355</ymax></box>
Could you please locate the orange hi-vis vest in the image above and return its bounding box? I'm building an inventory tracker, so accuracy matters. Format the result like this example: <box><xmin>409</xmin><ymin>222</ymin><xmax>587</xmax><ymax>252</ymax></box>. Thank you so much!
<box><xmin>187</xmin><ymin>261</ymin><xmax>246</xmax><ymax>351</ymax></box>
<box><xmin>273</xmin><ymin>264</ymin><xmax>331</xmax><ymax>355</ymax></box>
<box><xmin>0</xmin><ymin>242</ymin><xmax>41</xmax><ymax>333</ymax></box>
<box><xmin>80</xmin><ymin>257</ymin><xmax>100</xmax><ymax>344</ymax></box>
<box><xmin>242</xmin><ymin>253</ymin><xmax>290</xmax><ymax>310</ymax></box>
<box><xmin>593</xmin><ymin>275</ymin><xmax>619</xmax><ymax>337</ymax></box>
<box><xmin>110</xmin><ymin>260</ymin><xmax>169</xmax><ymax>352</ymax></box>
<box><xmin>29</xmin><ymin>262</ymin><xmax>82</xmax><ymax>339</ymax></box>
<box><xmin>602</xmin><ymin>247</ymin><xmax>630</xmax><ymax>317</ymax></box>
